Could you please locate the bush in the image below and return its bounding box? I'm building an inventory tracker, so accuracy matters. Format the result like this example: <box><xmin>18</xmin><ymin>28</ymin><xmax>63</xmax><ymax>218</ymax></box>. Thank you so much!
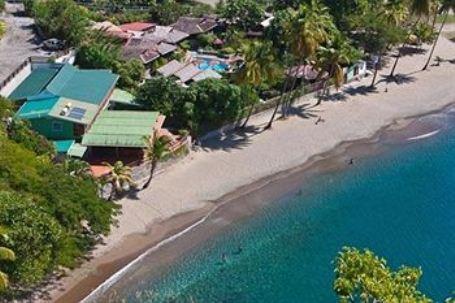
<box><xmin>7</xmin><ymin>119</ymin><xmax>55</xmax><ymax>156</ymax></box>
<box><xmin>0</xmin><ymin>117</ymin><xmax>116</xmax><ymax>297</ymax></box>
<box><xmin>0</xmin><ymin>191</ymin><xmax>64</xmax><ymax>287</ymax></box>
<box><xmin>76</xmin><ymin>34</ymin><xmax>144</xmax><ymax>90</ymax></box>
<box><xmin>136</xmin><ymin>77</ymin><xmax>251</xmax><ymax>135</ymax></box>
<box><xmin>33</xmin><ymin>0</ymin><xmax>90</xmax><ymax>46</ymax></box>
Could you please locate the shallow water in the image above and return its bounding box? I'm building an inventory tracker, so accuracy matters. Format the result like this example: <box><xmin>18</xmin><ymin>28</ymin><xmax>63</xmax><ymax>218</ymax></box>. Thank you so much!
<box><xmin>94</xmin><ymin>109</ymin><xmax>455</xmax><ymax>303</ymax></box>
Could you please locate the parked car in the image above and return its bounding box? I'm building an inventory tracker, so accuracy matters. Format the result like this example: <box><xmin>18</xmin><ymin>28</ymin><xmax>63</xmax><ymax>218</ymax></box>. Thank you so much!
<box><xmin>42</xmin><ymin>38</ymin><xmax>65</xmax><ymax>50</ymax></box>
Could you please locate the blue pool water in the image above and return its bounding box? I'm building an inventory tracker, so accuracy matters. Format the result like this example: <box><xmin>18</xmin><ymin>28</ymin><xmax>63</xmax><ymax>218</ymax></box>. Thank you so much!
<box><xmin>93</xmin><ymin>111</ymin><xmax>455</xmax><ymax>302</ymax></box>
<box><xmin>197</xmin><ymin>59</ymin><xmax>228</xmax><ymax>72</ymax></box>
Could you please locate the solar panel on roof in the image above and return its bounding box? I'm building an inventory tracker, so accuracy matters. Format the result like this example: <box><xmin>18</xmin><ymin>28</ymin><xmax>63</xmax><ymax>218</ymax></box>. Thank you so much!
<box><xmin>68</xmin><ymin>107</ymin><xmax>86</xmax><ymax>120</ymax></box>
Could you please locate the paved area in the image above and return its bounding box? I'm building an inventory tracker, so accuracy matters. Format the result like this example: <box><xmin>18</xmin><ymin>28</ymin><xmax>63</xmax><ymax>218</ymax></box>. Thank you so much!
<box><xmin>0</xmin><ymin>3</ymin><xmax>43</xmax><ymax>81</ymax></box>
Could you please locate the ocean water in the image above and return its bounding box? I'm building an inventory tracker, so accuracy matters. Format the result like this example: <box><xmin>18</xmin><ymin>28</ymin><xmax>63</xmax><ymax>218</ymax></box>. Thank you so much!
<box><xmin>93</xmin><ymin>110</ymin><xmax>455</xmax><ymax>303</ymax></box>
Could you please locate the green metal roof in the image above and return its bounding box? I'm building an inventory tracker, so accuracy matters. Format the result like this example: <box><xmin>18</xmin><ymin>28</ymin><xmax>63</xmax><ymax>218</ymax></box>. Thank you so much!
<box><xmin>9</xmin><ymin>68</ymin><xmax>59</xmax><ymax>101</ymax></box>
<box><xmin>15</xmin><ymin>96</ymin><xmax>59</xmax><ymax>119</ymax></box>
<box><xmin>82</xmin><ymin>110</ymin><xmax>160</xmax><ymax>148</ymax></box>
<box><xmin>46</xmin><ymin>64</ymin><xmax>119</xmax><ymax>105</ymax></box>
<box><xmin>53</xmin><ymin>140</ymin><xmax>75</xmax><ymax>153</ymax></box>
<box><xmin>109</xmin><ymin>89</ymin><xmax>139</xmax><ymax>106</ymax></box>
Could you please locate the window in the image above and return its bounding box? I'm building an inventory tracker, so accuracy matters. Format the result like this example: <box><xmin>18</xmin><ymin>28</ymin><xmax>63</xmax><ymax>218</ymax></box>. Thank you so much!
<box><xmin>52</xmin><ymin>121</ymin><xmax>63</xmax><ymax>132</ymax></box>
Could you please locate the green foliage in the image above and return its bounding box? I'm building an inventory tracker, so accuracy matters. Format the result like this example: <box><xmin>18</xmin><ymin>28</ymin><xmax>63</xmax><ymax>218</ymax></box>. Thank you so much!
<box><xmin>236</xmin><ymin>40</ymin><xmax>282</xmax><ymax>87</ymax></box>
<box><xmin>0</xmin><ymin>0</ymin><xmax>4</xmax><ymax>11</ymax></box>
<box><xmin>0</xmin><ymin>96</ymin><xmax>13</xmax><ymax>119</ymax></box>
<box><xmin>348</xmin><ymin>9</ymin><xmax>407</xmax><ymax>54</ymax></box>
<box><xmin>0</xmin><ymin>97</ymin><xmax>55</xmax><ymax>156</ymax></box>
<box><xmin>0</xmin><ymin>115</ymin><xmax>116</xmax><ymax>295</ymax></box>
<box><xmin>7</xmin><ymin>119</ymin><xmax>56</xmax><ymax>156</ymax></box>
<box><xmin>102</xmin><ymin>161</ymin><xmax>135</xmax><ymax>200</ymax></box>
<box><xmin>149</xmin><ymin>0</ymin><xmax>189</xmax><ymax>25</ymax></box>
<box><xmin>265</xmin><ymin>9</ymin><xmax>293</xmax><ymax>55</ymax></box>
<box><xmin>334</xmin><ymin>247</ymin><xmax>432</xmax><ymax>303</ymax></box>
<box><xmin>76</xmin><ymin>33</ymin><xmax>144</xmax><ymax>90</ymax></box>
<box><xmin>33</xmin><ymin>0</ymin><xmax>90</xmax><ymax>46</ymax></box>
<box><xmin>316</xmin><ymin>32</ymin><xmax>360</xmax><ymax>88</ymax></box>
<box><xmin>136</xmin><ymin>77</ymin><xmax>251</xmax><ymax>135</ymax></box>
<box><xmin>196</xmin><ymin>33</ymin><xmax>217</xmax><ymax>48</ymax></box>
<box><xmin>218</xmin><ymin>0</ymin><xmax>265</xmax><ymax>30</ymax></box>
<box><xmin>136</xmin><ymin>77</ymin><xmax>192</xmax><ymax>130</ymax></box>
<box><xmin>0</xmin><ymin>191</ymin><xmax>64</xmax><ymax>287</ymax></box>
<box><xmin>191</xmin><ymin>78</ymin><xmax>243</xmax><ymax>133</ymax></box>
<box><xmin>412</xmin><ymin>22</ymin><xmax>437</xmax><ymax>44</ymax></box>
<box><xmin>0</xmin><ymin>227</ymin><xmax>15</xmax><ymax>292</ymax></box>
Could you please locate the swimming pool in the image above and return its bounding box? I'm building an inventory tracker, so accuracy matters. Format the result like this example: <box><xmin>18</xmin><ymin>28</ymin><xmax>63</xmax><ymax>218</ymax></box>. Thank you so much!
<box><xmin>197</xmin><ymin>59</ymin><xmax>229</xmax><ymax>72</ymax></box>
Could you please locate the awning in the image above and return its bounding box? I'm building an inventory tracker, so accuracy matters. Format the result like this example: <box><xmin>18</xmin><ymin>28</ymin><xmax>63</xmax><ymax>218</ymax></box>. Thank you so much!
<box><xmin>109</xmin><ymin>89</ymin><xmax>140</xmax><ymax>107</ymax></box>
<box><xmin>53</xmin><ymin>140</ymin><xmax>75</xmax><ymax>153</ymax></box>
<box><xmin>67</xmin><ymin>143</ymin><xmax>87</xmax><ymax>158</ymax></box>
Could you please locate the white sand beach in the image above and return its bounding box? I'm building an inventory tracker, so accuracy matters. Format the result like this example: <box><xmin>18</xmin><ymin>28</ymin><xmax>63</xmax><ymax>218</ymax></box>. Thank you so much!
<box><xmin>47</xmin><ymin>26</ymin><xmax>455</xmax><ymax>302</ymax></box>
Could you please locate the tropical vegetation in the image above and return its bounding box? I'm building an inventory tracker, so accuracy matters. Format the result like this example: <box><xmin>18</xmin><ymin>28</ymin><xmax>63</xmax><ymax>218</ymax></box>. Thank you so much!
<box><xmin>334</xmin><ymin>247</ymin><xmax>440</xmax><ymax>302</ymax></box>
<box><xmin>0</xmin><ymin>228</ymin><xmax>15</xmax><ymax>291</ymax></box>
<box><xmin>76</xmin><ymin>33</ymin><xmax>145</xmax><ymax>90</ymax></box>
<box><xmin>142</xmin><ymin>133</ymin><xmax>170</xmax><ymax>189</ymax></box>
<box><xmin>136</xmin><ymin>77</ymin><xmax>250</xmax><ymax>135</ymax></box>
<box><xmin>102</xmin><ymin>161</ymin><xmax>136</xmax><ymax>200</ymax></box>
<box><xmin>0</xmin><ymin>97</ymin><xmax>116</xmax><ymax>297</ymax></box>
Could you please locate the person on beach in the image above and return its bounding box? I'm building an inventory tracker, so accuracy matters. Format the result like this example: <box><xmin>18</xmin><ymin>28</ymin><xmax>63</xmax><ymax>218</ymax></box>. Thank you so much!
<box><xmin>348</xmin><ymin>158</ymin><xmax>354</xmax><ymax>165</ymax></box>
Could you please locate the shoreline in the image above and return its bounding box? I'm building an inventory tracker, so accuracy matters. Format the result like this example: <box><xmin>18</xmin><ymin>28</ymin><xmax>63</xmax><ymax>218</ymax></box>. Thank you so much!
<box><xmin>59</xmin><ymin>102</ymin><xmax>454</xmax><ymax>303</ymax></box>
<box><xmin>46</xmin><ymin>31</ymin><xmax>455</xmax><ymax>303</ymax></box>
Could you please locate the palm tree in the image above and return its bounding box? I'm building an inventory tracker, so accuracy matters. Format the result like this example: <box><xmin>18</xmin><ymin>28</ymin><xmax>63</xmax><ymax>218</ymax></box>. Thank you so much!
<box><xmin>389</xmin><ymin>0</ymin><xmax>434</xmax><ymax>77</ymax></box>
<box><xmin>102</xmin><ymin>161</ymin><xmax>136</xmax><ymax>200</ymax></box>
<box><xmin>236</xmin><ymin>40</ymin><xmax>280</xmax><ymax>128</ymax></box>
<box><xmin>422</xmin><ymin>0</ymin><xmax>455</xmax><ymax>70</ymax></box>
<box><xmin>0</xmin><ymin>228</ymin><xmax>15</xmax><ymax>291</ymax></box>
<box><xmin>315</xmin><ymin>34</ymin><xmax>357</xmax><ymax>105</ymax></box>
<box><xmin>266</xmin><ymin>0</ymin><xmax>335</xmax><ymax>129</ymax></box>
<box><xmin>142</xmin><ymin>133</ymin><xmax>170</xmax><ymax>190</ymax></box>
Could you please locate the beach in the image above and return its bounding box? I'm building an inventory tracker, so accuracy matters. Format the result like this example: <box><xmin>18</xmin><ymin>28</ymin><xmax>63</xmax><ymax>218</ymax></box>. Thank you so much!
<box><xmin>45</xmin><ymin>26</ymin><xmax>455</xmax><ymax>302</ymax></box>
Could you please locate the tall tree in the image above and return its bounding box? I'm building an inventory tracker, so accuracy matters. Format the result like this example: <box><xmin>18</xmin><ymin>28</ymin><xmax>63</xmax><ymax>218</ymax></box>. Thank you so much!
<box><xmin>314</xmin><ymin>33</ymin><xmax>358</xmax><ymax>105</ymax></box>
<box><xmin>102</xmin><ymin>161</ymin><xmax>136</xmax><ymax>200</ymax></box>
<box><xmin>236</xmin><ymin>40</ymin><xmax>280</xmax><ymax>128</ymax></box>
<box><xmin>334</xmin><ymin>247</ymin><xmax>432</xmax><ymax>303</ymax></box>
<box><xmin>33</xmin><ymin>0</ymin><xmax>90</xmax><ymax>46</ymax></box>
<box><xmin>389</xmin><ymin>0</ymin><xmax>433</xmax><ymax>77</ymax></box>
<box><xmin>266</xmin><ymin>0</ymin><xmax>335</xmax><ymax>129</ymax></box>
<box><xmin>142</xmin><ymin>133</ymin><xmax>170</xmax><ymax>190</ymax></box>
<box><xmin>422</xmin><ymin>0</ymin><xmax>455</xmax><ymax>70</ymax></box>
<box><xmin>348</xmin><ymin>10</ymin><xmax>405</xmax><ymax>87</ymax></box>
<box><xmin>218</xmin><ymin>0</ymin><xmax>265</xmax><ymax>31</ymax></box>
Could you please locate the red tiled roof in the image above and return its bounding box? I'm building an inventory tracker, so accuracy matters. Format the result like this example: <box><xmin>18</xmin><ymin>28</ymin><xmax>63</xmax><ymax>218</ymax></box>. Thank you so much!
<box><xmin>119</xmin><ymin>22</ymin><xmax>156</xmax><ymax>32</ymax></box>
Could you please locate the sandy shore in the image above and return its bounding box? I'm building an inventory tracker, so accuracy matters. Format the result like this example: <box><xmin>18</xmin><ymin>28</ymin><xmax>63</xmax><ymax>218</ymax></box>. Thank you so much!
<box><xmin>44</xmin><ymin>28</ymin><xmax>455</xmax><ymax>302</ymax></box>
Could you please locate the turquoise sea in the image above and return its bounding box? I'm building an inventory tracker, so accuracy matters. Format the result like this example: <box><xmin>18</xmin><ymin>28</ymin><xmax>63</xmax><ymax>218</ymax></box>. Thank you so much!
<box><xmin>93</xmin><ymin>110</ymin><xmax>455</xmax><ymax>303</ymax></box>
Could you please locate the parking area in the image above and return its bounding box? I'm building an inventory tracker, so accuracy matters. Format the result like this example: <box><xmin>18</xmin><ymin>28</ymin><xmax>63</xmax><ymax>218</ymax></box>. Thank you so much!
<box><xmin>0</xmin><ymin>3</ymin><xmax>44</xmax><ymax>81</ymax></box>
